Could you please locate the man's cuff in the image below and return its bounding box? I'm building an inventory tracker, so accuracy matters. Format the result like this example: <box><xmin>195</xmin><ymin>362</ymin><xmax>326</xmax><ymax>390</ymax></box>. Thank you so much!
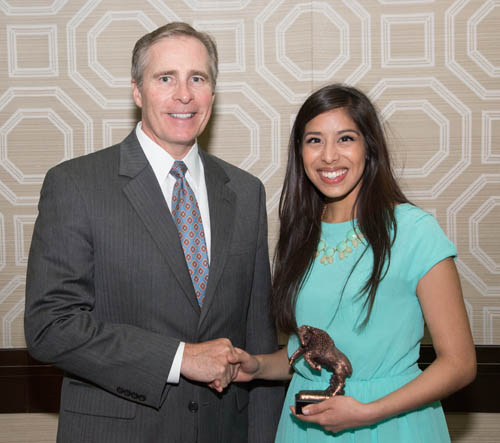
<box><xmin>166</xmin><ymin>341</ymin><xmax>185</xmax><ymax>384</ymax></box>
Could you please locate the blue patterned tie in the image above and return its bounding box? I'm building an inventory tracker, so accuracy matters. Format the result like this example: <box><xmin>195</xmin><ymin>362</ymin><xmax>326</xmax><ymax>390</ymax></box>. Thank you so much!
<box><xmin>170</xmin><ymin>161</ymin><xmax>209</xmax><ymax>306</ymax></box>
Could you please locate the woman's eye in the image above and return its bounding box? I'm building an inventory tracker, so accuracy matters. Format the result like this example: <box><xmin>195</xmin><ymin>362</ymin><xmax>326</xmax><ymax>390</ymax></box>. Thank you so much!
<box><xmin>339</xmin><ymin>135</ymin><xmax>354</xmax><ymax>143</ymax></box>
<box><xmin>305</xmin><ymin>137</ymin><xmax>321</xmax><ymax>144</ymax></box>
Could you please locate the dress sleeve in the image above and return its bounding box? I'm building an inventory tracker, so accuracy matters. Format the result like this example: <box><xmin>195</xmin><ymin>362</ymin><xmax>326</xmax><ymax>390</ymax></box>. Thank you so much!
<box><xmin>402</xmin><ymin>209</ymin><xmax>457</xmax><ymax>285</ymax></box>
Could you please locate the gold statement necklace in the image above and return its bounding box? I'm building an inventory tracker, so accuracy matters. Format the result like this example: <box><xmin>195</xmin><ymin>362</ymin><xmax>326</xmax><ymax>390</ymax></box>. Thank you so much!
<box><xmin>315</xmin><ymin>223</ymin><xmax>364</xmax><ymax>265</ymax></box>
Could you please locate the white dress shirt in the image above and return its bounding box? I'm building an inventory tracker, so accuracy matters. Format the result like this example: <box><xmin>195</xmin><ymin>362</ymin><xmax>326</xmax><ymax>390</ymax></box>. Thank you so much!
<box><xmin>135</xmin><ymin>122</ymin><xmax>212</xmax><ymax>384</ymax></box>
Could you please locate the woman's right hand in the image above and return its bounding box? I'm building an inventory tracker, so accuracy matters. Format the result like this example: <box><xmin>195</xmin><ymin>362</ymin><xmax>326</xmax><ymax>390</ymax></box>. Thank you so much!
<box><xmin>208</xmin><ymin>345</ymin><xmax>292</xmax><ymax>390</ymax></box>
<box><xmin>231</xmin><ymin>347</ymin><xmax>261</xmax><ymax>382</ymax></box>
<box><xmin>207</xmin><ymin>347</ymin><xmax>260</xmax><ymax>391</ymax></box>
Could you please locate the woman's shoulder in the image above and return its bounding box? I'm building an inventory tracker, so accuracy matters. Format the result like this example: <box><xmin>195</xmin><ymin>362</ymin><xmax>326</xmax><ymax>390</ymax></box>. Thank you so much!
<box><xmin>394</xmin><ymin>203</ymin><xmax>450</xmax><ymax>243</ymax></box>
<box><xmin>392</xmin><ymin>206</ymin><xmax>456</xmax><ymax>281</ymax></box>
<box><xmin>395</xmin><ymin>203</ymin><xmax>437</xmax><ymax>228</ymax></box>
<box><xmin>395</xmin><ymin>203</ymin><xmax>430</xmax><ymax>221</ymax></box>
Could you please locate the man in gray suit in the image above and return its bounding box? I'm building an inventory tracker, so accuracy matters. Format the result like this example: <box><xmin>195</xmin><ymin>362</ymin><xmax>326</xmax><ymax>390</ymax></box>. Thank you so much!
<box><xmin>24</xmin><ymin>22</ymin><xmax>283</xmax><ymax>443</ymax></box>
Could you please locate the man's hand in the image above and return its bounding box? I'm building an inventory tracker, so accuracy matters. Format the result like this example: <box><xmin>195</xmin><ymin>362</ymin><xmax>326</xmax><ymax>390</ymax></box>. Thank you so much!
<box><xmin>181</xmin><ymin>338</ymin><xmax>239</xmax><ymax>392</ymax></box>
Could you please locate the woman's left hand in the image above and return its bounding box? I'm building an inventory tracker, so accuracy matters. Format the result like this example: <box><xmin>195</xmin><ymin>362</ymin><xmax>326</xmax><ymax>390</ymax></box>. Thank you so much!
<box><xmin>291</xmin><ymin>395</ymin><xmax>374</xmax><ymax>434</ymax></box>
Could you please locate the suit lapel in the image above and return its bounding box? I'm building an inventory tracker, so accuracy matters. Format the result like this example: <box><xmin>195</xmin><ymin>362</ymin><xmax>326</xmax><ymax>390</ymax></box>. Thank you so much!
<box><xmin>199</xmin><ymin>151</ymin><xmax>236</xmax><ymax>326</ymax></box>
<box><xmin>119</xmin><ymin>131</ymin><xmax>201</xmax><ymax>314</ymax></box>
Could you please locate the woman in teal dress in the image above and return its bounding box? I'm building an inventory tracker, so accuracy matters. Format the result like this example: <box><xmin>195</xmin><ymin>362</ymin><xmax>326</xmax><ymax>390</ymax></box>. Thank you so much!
<box><xmin>232</xmin><ymin>84</ymin><xmax>476</xmax><ymax>442</ymax></box>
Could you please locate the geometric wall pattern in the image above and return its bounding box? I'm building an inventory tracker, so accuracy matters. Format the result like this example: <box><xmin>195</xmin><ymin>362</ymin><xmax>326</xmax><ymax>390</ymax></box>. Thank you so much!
<box><xmin>1</xmin><ymin>0</ymin><xmax>499</xmax><ymax>354</ymax></box>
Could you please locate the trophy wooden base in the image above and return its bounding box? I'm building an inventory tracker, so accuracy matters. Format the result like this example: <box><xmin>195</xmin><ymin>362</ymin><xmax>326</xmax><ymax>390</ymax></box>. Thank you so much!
<box><xmin>295</xmin><ymin>390</ymin><xmax>330</xmax><ymax>415</ymax></box>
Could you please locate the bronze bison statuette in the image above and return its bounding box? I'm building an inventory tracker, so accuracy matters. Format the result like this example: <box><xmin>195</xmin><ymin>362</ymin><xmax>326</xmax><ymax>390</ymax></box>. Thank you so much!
<box><xmin>289</xmin><ymin>325</ymin><xmax>353</xmax><ymax>413</ymax></box>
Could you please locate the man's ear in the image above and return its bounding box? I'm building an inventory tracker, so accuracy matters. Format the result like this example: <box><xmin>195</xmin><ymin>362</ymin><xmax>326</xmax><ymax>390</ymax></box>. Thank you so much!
<box><xmin>132</xmin><ymin>80</ymin><xmax>142</xmax><ymax>108</ymax></box>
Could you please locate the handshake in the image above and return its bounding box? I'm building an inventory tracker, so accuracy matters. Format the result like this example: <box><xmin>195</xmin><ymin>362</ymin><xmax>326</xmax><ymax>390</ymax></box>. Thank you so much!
<box><xmin>180</xmin><ymin>338</ymin><xmax>259</xmax><ymax>392</ymax></box>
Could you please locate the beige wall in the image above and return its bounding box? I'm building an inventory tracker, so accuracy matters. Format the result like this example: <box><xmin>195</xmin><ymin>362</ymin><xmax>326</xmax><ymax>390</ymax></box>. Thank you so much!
<box><xmin>1</xmin><ymin>0</ymin><xmax>498</xmax><ymax>440</ymax></box>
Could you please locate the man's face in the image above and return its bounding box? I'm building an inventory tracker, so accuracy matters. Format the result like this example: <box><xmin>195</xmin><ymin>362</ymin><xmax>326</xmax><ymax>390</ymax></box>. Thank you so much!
<box><xmin>132</xmin><ymin>36</ymin><xmax>215</xmax><ymax>159</ymax></box>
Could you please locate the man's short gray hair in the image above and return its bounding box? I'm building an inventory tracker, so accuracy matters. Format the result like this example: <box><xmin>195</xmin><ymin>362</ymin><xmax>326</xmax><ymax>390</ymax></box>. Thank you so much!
<box><xmin>131</xmin><ymin>22</ymin><xmax>218</xmax><ymax>90</ymax></box>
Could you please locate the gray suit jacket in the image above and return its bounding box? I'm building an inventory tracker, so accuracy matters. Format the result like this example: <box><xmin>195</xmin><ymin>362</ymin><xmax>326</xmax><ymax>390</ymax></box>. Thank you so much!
<box><xmin>24</xmin><ymin>131</ymin><xmax>283</xmax><ymax>443</ymax></box>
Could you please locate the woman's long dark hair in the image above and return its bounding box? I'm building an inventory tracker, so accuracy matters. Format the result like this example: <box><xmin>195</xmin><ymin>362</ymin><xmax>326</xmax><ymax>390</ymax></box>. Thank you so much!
<box><xmin>272</xmin><ymin>84</ymin><xmax>409</xmax><ymax>336</ymax></box>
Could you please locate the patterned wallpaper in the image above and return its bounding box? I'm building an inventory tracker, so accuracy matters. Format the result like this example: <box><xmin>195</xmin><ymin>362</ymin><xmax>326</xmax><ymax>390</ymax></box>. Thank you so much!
<box><xmin>0</xmin><ymin>0</ymin><xmax>499</xmax><ymax>349</ymax></box>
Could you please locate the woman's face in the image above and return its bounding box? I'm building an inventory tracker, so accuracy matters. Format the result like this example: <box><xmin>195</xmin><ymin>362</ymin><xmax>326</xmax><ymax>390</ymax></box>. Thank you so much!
<box><xmin>301</xmin><ymin>107</ymin><xmax>366</xmax><ymax>211</ymax></box>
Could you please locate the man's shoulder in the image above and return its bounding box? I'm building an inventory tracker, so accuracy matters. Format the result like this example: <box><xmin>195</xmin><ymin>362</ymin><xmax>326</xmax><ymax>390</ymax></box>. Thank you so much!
<box><xmin>201</xmin><ymin>151</ymin><xmax>262</xmax><ymax>188</ymax></box>
<box><xmin>49</xmin><ymin>134</ymin><xmax>131</xmax><ymax>177</ymax></box>
<box><xmin>47</xmin><ymin>144</ymin><xmax>119</xmax><ymax>178</ymax></box>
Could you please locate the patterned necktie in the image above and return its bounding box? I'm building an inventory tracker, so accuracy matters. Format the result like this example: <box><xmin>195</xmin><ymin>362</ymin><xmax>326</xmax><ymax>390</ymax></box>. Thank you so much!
<box><xmin>170</xmin><ymin>160</ymin><xmax>209</xmax><ymax>306</ymax></box>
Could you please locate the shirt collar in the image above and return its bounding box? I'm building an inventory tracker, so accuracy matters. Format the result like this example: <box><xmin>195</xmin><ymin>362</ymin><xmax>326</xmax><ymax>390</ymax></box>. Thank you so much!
<box><xmin>135</xmin><ymin>122</ymin><xmax>203</xmax><ymax>187</ymax></box>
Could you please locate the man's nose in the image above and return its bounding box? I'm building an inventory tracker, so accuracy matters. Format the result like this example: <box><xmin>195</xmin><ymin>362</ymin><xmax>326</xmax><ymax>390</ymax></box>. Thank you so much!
<box><xmin>173</xmin><ymin>82</ymin><xmax>193</xmax><ymax>104</ymax></box>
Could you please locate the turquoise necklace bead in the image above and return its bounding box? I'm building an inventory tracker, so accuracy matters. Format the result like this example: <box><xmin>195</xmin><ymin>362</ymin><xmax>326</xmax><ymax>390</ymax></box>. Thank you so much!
<box><xmin>315</xmin><ymin>224</ymin><xmax>365</xmax><ymax>265</ymax></box>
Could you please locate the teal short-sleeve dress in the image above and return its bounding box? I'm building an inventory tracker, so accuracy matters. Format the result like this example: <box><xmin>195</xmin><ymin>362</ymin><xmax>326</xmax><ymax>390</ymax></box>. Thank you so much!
<box><xmin>275</xmin><ymin>204</ymin><xmax>457</xmax><ymax>442</ymax></box>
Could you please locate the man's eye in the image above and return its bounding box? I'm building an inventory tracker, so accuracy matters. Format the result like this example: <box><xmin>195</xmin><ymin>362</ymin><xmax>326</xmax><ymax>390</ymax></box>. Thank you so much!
<box><xmin>160</xmin><ymin>76</ymin><xmax>171</xmax><ymax>83</ymax></box>
<box><xmin>192</xmin><ymin>76</ymin><xmax>204</xmax><ymax>83</ymax></box>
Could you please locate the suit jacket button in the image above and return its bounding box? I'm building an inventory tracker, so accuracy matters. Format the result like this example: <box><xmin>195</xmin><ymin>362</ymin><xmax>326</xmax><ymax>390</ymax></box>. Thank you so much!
<box><xmin>117</xmin><ymin>387</ymin><xmax>124</xmax><ymax>394</ymax></box>
<box><xmin>188</xmin><ymin>401</ymin><xmax>198</xmax><ymax>412</ymax></box>
<box><xmin>124</xmin><ymin>390</ymin><xmax>131</xmax><ymax>397</ymax></box>
<box><xmin>138</xmin><ymin>395</ymin><xmax>146</xmax><ymax>402</ymax></box>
